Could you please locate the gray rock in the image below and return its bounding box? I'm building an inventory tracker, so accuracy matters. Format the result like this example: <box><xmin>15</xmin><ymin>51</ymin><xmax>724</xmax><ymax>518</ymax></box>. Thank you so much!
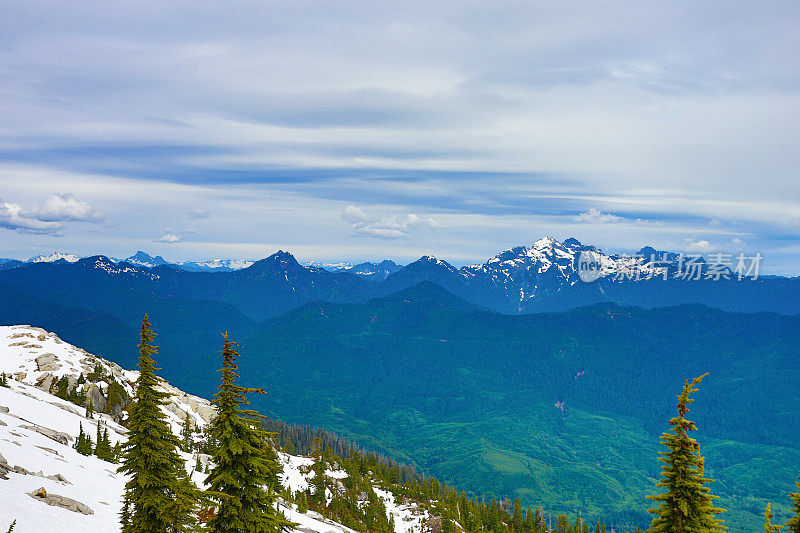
<box><xmin>35</xmin><ymin>446</ymin><xmax>62</xmax><ymax>457</ymax></box>
<box><xmin>20</xmin><ymin>424</ymin><xmax>72</xmax><ymax>445</ymax></box>
<box><xmin>36</xmin><ymin>354</ymin><xmax>60</xmax><ymax>372</ymax></box>
<box><xmin>29</xmin><ymin>487</ymin><xmax>94</xmax><ymax>515</ymax></box>
<box><xmin>45</xmin><ymin>473</ymin><xmax>71</xmax><ymax>484</ymax></box>
<box><xmin>48</xmin><ymin>401</ymin><xmax>81</xmax><ymax>416</ymax></box>
<box><xmin>83</xmin><ymin>383</ymin><xmax>107</xmax><ymax>413</ymax></box>
<box><xmin>35</xmin><ymin>373</ymin><xmax>56</xmax><ymax>393</ymax></box>
<box><xmin>0</xmin><ymin>405</ymin><xmax>9</xmax><ymax>413</ymax></box>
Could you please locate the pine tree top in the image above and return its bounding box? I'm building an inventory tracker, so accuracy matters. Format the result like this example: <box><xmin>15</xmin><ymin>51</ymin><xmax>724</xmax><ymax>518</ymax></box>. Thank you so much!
<box><xmin>118</xmin><ymin>315</ymin><xmax>201</xmax><ymax>533</ymax></box>
<box><xmin>206</xmin><ymin>332</ymin><xmax>296</xmax><ymax>533</ymax></box>
<box><xmin>647</xmin><ymin>373</ymin><xmax>726</xmax><ymax>532</ymax></box>
<box><xmin>765</xmin><ymin>502</ymin><xmax>783</xmax><ymax>532</ymax></box>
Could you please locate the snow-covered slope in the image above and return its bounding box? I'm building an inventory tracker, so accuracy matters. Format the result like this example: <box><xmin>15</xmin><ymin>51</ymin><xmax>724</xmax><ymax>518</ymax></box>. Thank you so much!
<box><xmin>0</xmin><ymin>325</ymin><xmax>427</xmax><ymax>533</ymax></box>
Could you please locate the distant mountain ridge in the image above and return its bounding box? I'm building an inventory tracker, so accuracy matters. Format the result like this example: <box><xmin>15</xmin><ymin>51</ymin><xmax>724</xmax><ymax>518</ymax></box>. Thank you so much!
<box><xmin>122</xmin><ymin>250</ymin><xmax>169</xmax><ymax>268</ymax></box>
<box><xmin>2</xmin><ymin>237</ymin><xmax>799</xmax><ymax>318</ymax></box>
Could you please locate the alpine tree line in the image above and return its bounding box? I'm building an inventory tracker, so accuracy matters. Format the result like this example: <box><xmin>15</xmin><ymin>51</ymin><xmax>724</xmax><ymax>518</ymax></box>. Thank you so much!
<box><xmin>113</xmin><ymin>315</ymin><xmax>800</xmax><ymax>532</ymax></box>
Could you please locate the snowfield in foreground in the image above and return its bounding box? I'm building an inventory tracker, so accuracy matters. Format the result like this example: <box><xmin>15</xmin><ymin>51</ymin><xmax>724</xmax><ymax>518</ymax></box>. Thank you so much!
<box><xmin>0</xmin><ymin>325</ymin><xmax>425</xmax><ymax>533</ymax></box>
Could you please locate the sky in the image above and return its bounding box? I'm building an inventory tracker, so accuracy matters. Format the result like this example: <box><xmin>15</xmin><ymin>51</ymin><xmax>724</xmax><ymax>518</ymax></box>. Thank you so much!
<box><xmin>1</xmin><ymin>2</ymin><xmax>799</xmax><ymax>272</ymax></box>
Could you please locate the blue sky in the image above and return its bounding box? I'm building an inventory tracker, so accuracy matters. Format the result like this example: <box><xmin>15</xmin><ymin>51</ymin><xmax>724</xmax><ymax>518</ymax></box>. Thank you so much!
<box><xmin>1</xmin><ymin>2</ymin><xmax>799</xmax><ymax>272</ymax></box>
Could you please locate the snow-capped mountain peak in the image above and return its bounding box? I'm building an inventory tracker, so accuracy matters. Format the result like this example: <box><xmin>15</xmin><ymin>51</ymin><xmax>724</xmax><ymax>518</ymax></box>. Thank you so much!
<box><xmin>26</xmin><ymin>252</ymin><xmax>81</xmax><ymax>264</ymax></box>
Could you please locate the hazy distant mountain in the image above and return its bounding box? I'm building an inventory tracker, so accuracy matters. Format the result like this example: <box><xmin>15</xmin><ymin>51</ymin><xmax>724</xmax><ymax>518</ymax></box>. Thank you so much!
<box><xmin>309</xmin><ymin>259</ymin><xmax>403</xmax><ymax>281</ymax></box>
<box><xmin>26</xmin><ymin>252</ymin><xmax>81</xmax><ymax>263</ymax></box>
<box><xmin>4</xmin><ymin>238</ymin><xmax>799</xmax><ymax>323</ymax></box>
<box><xmin>345</xmin><ymin>259</ymin><xmax>403</xmax><ymax>281</ymax></box>
<box><xmin>175</xmin><ymin>258</ymin><xmax>255</xmax><ymax>272</ymax></box>
<box><xmin>122</xmin><ymin>250</ymin><xmax>170</xmax><ymax>268</ymax></box>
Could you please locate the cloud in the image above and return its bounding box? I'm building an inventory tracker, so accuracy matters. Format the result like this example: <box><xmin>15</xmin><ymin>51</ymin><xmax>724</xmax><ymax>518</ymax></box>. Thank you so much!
<box><xmin>342</xmin><ymin>205</ymin><xmax>446</xmax><ymax>239</ymax></box>
<box><xmin>0</xmin><ymin>200</ymin><xmax>62</xmax><ymax>235</ymax></box>
<box><xmin>575</xmin><ymin>208</ymin><xmax>622</xmax><ymax>223</ymax></box>
<box><xmin>0</xmin><ymin>193</ymin><xmax>101</xmax><ymax>236</ymax></box>
<box><xmin>156</xmin><ymin>233</ymin><xmax>182</xmax><ymax>243</ymax></box>
<box><xmin>188</xmin><ymin>208</ymin><xmax>210</xmax><ymax>219</ymax></box>
<box><xmin>30</xmin><ymin>194</ymin><xmax>100</xmax><ymax>222</ymax></box>
<box><xmin>342</xmin><ymin>205</ymin><xmax>370</xmax><ymax>224</ymax></box>
<box><xmin>685</xmin><ymin>238</ymin><xmax>713</xmax><ymax>252</ymax></box>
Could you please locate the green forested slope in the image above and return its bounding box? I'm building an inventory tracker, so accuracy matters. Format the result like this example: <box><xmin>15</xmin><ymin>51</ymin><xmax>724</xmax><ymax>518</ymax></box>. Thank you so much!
<box><xmin>237</xmin><ymin>282</ymin><xmax>800</xmax><ymax>530</ymax></box>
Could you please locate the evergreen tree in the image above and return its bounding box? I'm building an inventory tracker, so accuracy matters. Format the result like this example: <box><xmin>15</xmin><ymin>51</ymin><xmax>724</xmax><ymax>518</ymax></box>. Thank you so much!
<box><xmin>112</xmin><ymin>441</ymin><xmax>122</xmax><ymax>463</ymax></box>
<box><xmin>117</xmin><ymin>315</ymin><xmax>200</xmax><ymax>533</ymax></box>
<box><xmin>310</xmin><ymin>436</ymin><xmax>328</xmax><ymax>505</ymax></box>
<box><xmin>282</xmin><ymin>434</ymin><xmax>294</xmax><ymax>455</ymax></box>
<box><xmin>74</xmin><ymin>422</ymin><xmax>93</xmax><ymax>455</ymax></box>
<box><xmin>94</xmin><ymin>421</ymin><xmax>103</xmax><ymax>456</ymax></box>
<box><xmin>0</xmin><ymin>372</ymin><xmax>9</xmax><ymax>387</ymax></box>
<box><xmin>95</xmin><ymin>422</ymin><xmax>113</xmax><ymax>461</ymax></box>
<box><xmin>647</xmin><ymin>373</ymin><xmax>726</xmax><ymax>532</ymax></box>
<box><xmin>297</xmin><ymin>491</ymin><xmax>309</xmax><ymax>514</ymax></box>
<box><xmin>181</xmin><ymin>412</ymin><xmax>194</xmax><ymax>453</ymax></box>
<box><xmin>86</xmin><ymin>399</ymin><xmax>94</xmax><ymax>419</ymax></box>
<box><xmin>787</xmin><ymin>477</ymin><xmax>800</xmax><ymax>533</ymax></box>
<box><xmin>765</xmin><ymin>502</ymin><xmax>783</xmax><ymax>532</ymax></box>
<box><xmin>512</xmin><ymin>498</ymin><xmax>523</xmax><ymax>532</ymax></box>
<box><xmin>205</xmin><ymin>333</ymin><xmax>296</xmax><ymax>533</ymax></box>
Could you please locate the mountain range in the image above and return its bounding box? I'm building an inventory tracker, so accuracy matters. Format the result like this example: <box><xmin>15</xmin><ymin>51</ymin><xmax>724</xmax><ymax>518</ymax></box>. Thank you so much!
<box><xmin>1</xmin><ymin>238</ymin><xmax>798</xmax><ymax>320</ymax></box>
<box><xmin>1</xmin><ymin>237</ymin><xmax>799</xmax><ymax>530</ymax></box>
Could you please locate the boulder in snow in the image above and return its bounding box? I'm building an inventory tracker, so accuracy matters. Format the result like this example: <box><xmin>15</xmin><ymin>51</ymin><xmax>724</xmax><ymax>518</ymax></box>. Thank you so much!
<box><xmin>29</xmin><ymin>487</ymin><xmax>94</xmax><ymax>515</ymax></box>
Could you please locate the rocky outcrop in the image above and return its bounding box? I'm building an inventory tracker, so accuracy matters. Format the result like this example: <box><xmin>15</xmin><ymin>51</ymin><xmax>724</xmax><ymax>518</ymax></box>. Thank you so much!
<box><xmin>12</xmin><ymin>466</ymin><xmax>70</xmax><ymax>483</ymax></box>
<box><xmin>35</xmin><ymin>372</ymin><xmax>56</xmax><ymax>393</ymax></box>
<box><xmin>20</xmin><ymin>424</ymin><xmax>72</xmax><ymax>445</ymax></box>
<box><xmin>36</xmin><ymin>353</ymin><xmax>61</xmax><ymax>372</ymax></box>
<box><xmin>29</xmin><ymin>487</ymin><xmax>94</xmax><ymax>515</ymax></box>
<box><xmin>82</xmin><ymin>383</ymin><xmax>107</xmax><ymax>413</ymax></box>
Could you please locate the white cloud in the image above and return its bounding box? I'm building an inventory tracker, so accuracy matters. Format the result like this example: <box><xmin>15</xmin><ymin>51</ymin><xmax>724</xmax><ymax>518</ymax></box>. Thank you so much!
<box><xmin>188</xmin><ymin>208</ymin><xmax>210</xmax><ymax>219</ymax></box>
<box><xmin>685</xmin><ymin>238</ymin><xmax>713</xmax><ymax>252</ymax></box>
<box><xmin>0</xmin><ymin>200</ymin><xmax>62</xmax><ymax>235</ymax></box>
<box><xmin>342</xmin><ymin>205</ymin><xmax>446</xmax><ymax>239</ymax></box>
<box><xmin>708</xmin><ymin>218</ymin><xmax>722</xmax><ymax>227</ymax></box>
<box><xmin>0</xmin><ymin>194</ymin><xmax>101</xmax><ymax>236</ymax></box>
<box><xmin>342</xmin><ymin>205</ymin><xmax>370</xmax><ymax>224</ymax></box>
<box><xmin>30</xmin><ymin>193</ymin><xmax>100</xmax><ymax>222</ymax></box>
<box><xmin>575</xmin><ymin>208</ymin><xmax>622</xmax><ymax>223</ymax></box>
<box><xmin>156</xmin><ymin>233</ymin><xmax>182</xmax><ymax>243</ymax></box>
